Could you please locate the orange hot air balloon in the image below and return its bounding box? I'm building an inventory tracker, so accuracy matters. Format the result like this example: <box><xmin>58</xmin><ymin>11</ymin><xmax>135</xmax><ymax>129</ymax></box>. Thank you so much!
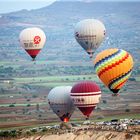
<box><xmin>94</xmin><ymin>48</ymin><xmax>134</xmax><ymax>96</ymax></box>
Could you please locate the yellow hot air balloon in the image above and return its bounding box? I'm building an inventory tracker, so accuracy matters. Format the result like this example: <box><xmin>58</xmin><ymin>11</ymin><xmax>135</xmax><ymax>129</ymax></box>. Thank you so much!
<box><xmin>94</xmin><ymin>48</ymin><xmax>134</xmax><ymax>96</ymax></box>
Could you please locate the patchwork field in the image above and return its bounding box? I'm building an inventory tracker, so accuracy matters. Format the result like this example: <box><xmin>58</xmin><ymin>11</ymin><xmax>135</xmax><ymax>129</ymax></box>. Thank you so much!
<box><xmin>0</xmin><ymin>74</ymin><xmax>140</xmax><ymax>130</ymax></box>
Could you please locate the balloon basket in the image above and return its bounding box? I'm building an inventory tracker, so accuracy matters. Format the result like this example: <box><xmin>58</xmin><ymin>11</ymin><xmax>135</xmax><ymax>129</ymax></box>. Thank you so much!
<box><xmin>112</xmin><ymin>93</ymin><xmax>120</xmax><ymax>97</ymax></box>
<box><xmin>60</xmin><ymin>122</ymin><xmax>72</xmax><ymax>130</ymax></box>
<box><xmin>32</xmin><ymin>58</ymin><xmax>36</xmax><ymax>61</ymax></box>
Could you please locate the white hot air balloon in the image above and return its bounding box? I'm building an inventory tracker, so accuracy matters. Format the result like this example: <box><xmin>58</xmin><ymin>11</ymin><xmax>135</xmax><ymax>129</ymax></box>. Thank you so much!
<box><xmin>48</xmin><ymin>86</ymin><xmax>75</xmax><ymax>123</ymax></box>
<box><xmin>74</xmin><ymin>19</ymin><xmax>106</xmax><ymax>58</ymax></box>
<box><xmin>19</xmin><ymin>27</ymin><xmax>46</xmax><ymax>61</ymax></box>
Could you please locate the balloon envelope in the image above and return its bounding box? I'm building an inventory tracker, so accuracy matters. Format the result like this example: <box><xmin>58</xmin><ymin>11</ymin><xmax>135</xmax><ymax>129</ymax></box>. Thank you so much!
<box><xmin>70</xmin><ymin>81</ymin><xmax>101</xmax><ymax>118</ymax></box>
<box><xmin>94</xmin><ymin>48</ymin><xmax>134</xmax><ymax>96</ymax></box>
<box><xmin>48</xmin><ymin>86</ymin><xmax>75</xmax><ymax>122</ymax></box>
<box><xmin>74</xmin><ymin>19</ymin><xmax>106</xmax><ymax>58</ymax></box>
<box><xmin>19</xmin><ymin>27</ymin><xmax>46</xmax><ymax>61</ymax></box>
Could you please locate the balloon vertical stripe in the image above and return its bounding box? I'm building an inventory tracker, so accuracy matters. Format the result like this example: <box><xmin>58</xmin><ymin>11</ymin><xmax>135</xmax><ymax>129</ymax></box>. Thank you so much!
<box><xmin>108</xmin><ymin>69</ymin><xmax>132</xmax><ymax>90</ymax></box>
<box><xmin>94</xmin><ymin>49</ymin><xmax>121</xmax><ymax>71</ymax></box>
<box><xmin>98</xmin><ymin>52</ymin><xmax>129</xmax><ymax>77</ymax></box>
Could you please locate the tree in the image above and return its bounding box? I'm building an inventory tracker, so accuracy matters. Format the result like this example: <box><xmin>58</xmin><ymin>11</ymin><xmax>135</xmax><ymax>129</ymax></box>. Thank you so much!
<box><xmin>125</xmin><ymin>109</ymin><xmax>130</xmax><ymax>112</ymax></box>
<box><xmin>66</xmin><ymin>78</ymin><xmax>69</xmax><ymax>81</ymax></box>
<box><xmin>32</xmin><ymin>95</ymin><xmax>38</xmax><ymax>98</ymax></box>
<box><xmin>83</xmin><ymin>77</ymin><xmax>86</xmax><ymax>80</ymax></box>
<box><xmin>88</xmin><ymin>77</ymin><xmax>92</xmax><ymax>80</ymax></box>
<box><xmin>103</xmin><ymin>100</ymin><xmax>107</xmax><ymax>104</ymax></box>
<box><xmin>9</xmin><ymin>104</ymin><xmax>15</xmax><ymax>107</ymax></box>
<box><xmin>27</xmin><ymin>104</ymin><xmax>31</xmax><ymax>107</ymax></box>
<box><xmin>36</xmin><ymin>104</ymin><xmax>40</xmax><ymax>111</ymax></box>
<box><xmin>129</xmin><ymin>77</ymin><xmax>136</xmax><ymax>81</ymax></box>
<box><xmin>27</xmin><ymin>99</ymin><xmax>31</xmax><ymax>102</ymax></box>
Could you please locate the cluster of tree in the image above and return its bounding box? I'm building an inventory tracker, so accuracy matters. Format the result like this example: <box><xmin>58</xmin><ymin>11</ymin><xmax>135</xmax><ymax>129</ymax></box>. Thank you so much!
<box><xmin>0</xmin><ymin>129</ymin><xmax>19</xmax><ymax>138</ymax></box>
<box><xmin>0</xmin><ymin>66</ymin><xmax>15</xmax><ymax>77</ymax></box>
<box><xmin>0</xmin><ymin>64</ymin><xmax>139</xmax><ymax>79</ymax></box>
<box><xmin>0</xmin><ymin>65</ymin><xmax>95</xmax><ymax>77</ymax></box>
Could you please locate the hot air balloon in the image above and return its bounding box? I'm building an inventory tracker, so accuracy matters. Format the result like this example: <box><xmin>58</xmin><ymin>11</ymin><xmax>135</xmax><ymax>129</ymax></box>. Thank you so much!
<box><xmin>48</xmin><ymin>86</ymin><xmax>75</xmax><ymax>123</ymax></box>
<box><xmin>19</xmin><ymin>27</ymin><xmax>46</xmax><ymax>61</ymax></box>
<box><xmin>70</xmin><ymin>81</ymin><xmax>101</xmax><ymax>119</ymax></box>
<box><xmin>94</xmin><ymin>48</ymin><xmax>134</xmax><ymax>96</ymax></box>
<box><xmin>74</xmin><ymin>19</ymin><xmax>106</xmax><ymax>58</ymax></box>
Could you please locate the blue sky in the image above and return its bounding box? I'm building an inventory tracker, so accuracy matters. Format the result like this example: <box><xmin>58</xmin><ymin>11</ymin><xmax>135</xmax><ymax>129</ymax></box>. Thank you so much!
<box><xmin>0</xmin><ymin>0</ymin><xmax>56</xmax><ymax>14</ymax></box>
<box><xmin>0</xmin><ymin>0</ymin><xmax>139</xmax><ymax>14</ymax></box>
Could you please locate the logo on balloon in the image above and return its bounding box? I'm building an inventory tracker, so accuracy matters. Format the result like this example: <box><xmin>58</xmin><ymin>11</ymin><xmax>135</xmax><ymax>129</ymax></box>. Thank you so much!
<box><xmin>104</xmin><ymin>30</ymin><xmax>106</xmax><ymax>36</ymax></box>
<box><xmin>34</xmin><ymin>36</ymin><xmax>41</xmax><ymax>44</ymax></box>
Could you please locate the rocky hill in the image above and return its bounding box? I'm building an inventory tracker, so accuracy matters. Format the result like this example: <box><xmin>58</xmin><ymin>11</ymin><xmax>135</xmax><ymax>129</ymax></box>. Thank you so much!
<box><xmin>0</xmin><ymin>1</ymin><xmax>140</xmax><ymax>62</ymax></box>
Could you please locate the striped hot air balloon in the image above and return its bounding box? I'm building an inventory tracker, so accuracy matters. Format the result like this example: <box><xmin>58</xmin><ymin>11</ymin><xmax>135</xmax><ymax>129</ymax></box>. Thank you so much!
<box><xmin>48</xmin><ymin>86</ymin><xmax>75</xmax><ymax>123</ymax></box>
<box><xmin>74</xmin><ymin>19</ymin><xmax>106</xmax><ymax>58</ymax></box>
<box><xmin>19</xmin><ymin>27</ymin><xmax>46</xmax><ymax>61</ymax></box>
<box><xmin>94</xmin><ymin>48</ymin><xmax>134</xmax><ymax>96</ymax></box>
<box><xmin>70</xmin><ymin>81</ymin><xmax>101</xmax><ymax>118</ymax></box>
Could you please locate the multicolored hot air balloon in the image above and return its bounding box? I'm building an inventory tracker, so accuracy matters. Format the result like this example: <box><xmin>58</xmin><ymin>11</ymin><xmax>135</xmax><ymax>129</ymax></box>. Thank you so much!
<box><xmin>94</xmin><ymin>48</ymin><xmax>134</xmax><ymax>96</ymax></box>
<box><xmin>19</xmin><ymin>27</ymin><xmax>46</xmax><ymax>61</ymax></box>
<box><xmin>48</xmin><ymin>86</ymin><xmax>75</xmax><ymax>123</ymax></box>
<box><xmin>70</xmin><ymin>81</ymin><xmax>101</xmax><ymax>119</ymax></box>
<box><xmin>74</xmin><ymin>19</ymin><xmax>106</xmax><ymax>58</ymax></box>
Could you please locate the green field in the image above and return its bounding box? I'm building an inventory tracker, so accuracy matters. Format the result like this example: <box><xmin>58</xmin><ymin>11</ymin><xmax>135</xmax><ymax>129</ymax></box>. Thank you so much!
<box><xmin>30</xmin><ymin>82</ymin><xmax>74</xmax><ymax>87</ymax></box>
<box><xmin>15</xmin><ymin>74</ymin><xmax>98</xmax><ymax>82</ymax></box>
<box><xmin>14</xmin><ymin>74</ymin><xmax>100</xmax><ymax>88</ymax></box>
<box><xmin>135</xmin><ymin>77</ymin><xmax>140</xmax><ymax>82</ymax></box>
<box><xmin>0</xmin><ymin>102</ymin><xmax>47</xmax><ymax>107</ymax></box>
<box><xmin>0</xmin><ymin>94</ymin><xmax>22</xmax><ymax>98</ymax></box>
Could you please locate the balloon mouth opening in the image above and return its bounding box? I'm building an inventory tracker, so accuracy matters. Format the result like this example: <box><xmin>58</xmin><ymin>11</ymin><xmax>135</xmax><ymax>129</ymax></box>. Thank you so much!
<box><xmin>32</xmin><ymin>58</ymin><xmax>36</xmax><ymax>61</ymax></box>
<box><xmin>112</xmin><ymin>93</ymin><xmax>120</xmax><ymax>97</ymax></box>
<box><xmin>110</xmin><ymin>89</ymin><xmax>120</xmax><ymax>94</ymax></box>
<box><xmin>87</xmin><ymin>51</ymin><xmax>93</xmax><ymax>58</ymax></box>
<box><xmin>86</xmin><ymin>116</ymin><xmax>89</xmax><ymax>120</ymax></box>
<box><xmin>63</xmin><ymin>117</ymin><xmax>69</xmax><ymax>123</ymax></box>
<box><xmin>89</xmin><ymin>55</ymin><xmax>93</xmax><ymax>58</ymax></box>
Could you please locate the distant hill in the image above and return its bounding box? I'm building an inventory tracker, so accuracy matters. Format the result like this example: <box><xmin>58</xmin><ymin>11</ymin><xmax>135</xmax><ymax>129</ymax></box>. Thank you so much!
<box><xmin>0</xmin><ymin>1</ymin><xmax>140</xmax><ymax>62</ymax></box>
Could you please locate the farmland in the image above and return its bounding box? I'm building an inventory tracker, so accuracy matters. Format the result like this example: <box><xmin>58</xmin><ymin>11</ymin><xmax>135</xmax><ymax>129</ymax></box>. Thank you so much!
<box><xmin>0</xmin><ymin>71</ymin><xmax>140</xmax><ymax>129</ymax></box>
<box><xmin>0</xmin><ymin>55</ymin><xmax>140</xmax><ymax>130</ymax></box>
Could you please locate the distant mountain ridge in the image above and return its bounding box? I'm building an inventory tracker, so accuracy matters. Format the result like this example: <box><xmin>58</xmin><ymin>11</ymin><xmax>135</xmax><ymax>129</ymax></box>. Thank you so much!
<box><xmin>0</xmin><ymin>1</ymin><xmax>140</xmax><ymax>62</ymax></box>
